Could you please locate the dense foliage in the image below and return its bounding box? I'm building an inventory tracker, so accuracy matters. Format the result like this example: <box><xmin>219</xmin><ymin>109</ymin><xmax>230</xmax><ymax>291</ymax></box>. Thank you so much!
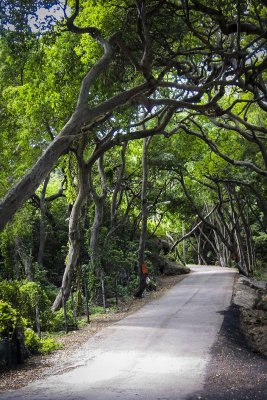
<box><xmin>0</xmin><ymin>0</ymin><xmax>267</xmax><ymax>365</ymax></box>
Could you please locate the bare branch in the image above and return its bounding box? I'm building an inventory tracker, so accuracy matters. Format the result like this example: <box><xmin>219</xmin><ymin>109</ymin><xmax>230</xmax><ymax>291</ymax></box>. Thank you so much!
<box><xmin>170</xmin><ymin>205</ymin><xmax>217</xmax><ymax>252</ymax></box>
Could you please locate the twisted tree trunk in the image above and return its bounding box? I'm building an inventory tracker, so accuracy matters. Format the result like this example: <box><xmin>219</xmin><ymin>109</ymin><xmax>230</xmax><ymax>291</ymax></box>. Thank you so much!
<box><xmin>52</xmin><ymin>159</ymin><xmax>89</xmax><ymax>311</ymax></box>
<box><xmin>89</xmin><ymin>155</ymin><xmax>108</xmax><ymax>309</ymax></box>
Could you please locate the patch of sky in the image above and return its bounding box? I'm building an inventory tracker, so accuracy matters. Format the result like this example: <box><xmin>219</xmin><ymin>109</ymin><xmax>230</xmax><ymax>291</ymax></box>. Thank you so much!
<box><xmin>4</xmin><ymin>1</ymin><xmax>65</xmax><ymax>33</ymax></box>
<box><xmin>28</xmin><ymin>2</ymin><xmax>65</xmax><ymax>33</ymax></box>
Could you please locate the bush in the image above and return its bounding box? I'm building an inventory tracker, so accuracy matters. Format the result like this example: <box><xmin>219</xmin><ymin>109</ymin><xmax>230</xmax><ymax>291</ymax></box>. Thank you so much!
<box><xmin>39</xmin><ymin>337</ymin><xmax>63</xmax><ymax>354</ymax></box>
<box><xmin>24</xmin><ymin>328</ymin><xmax>41</xmax><ymax>354</ymax></box>
<box><xmin>0</xmin><ymin>281</ymin><xmax>21</xmax><ymax>311</ymax></box>
<box><xmin>19</xmin><ymin>281</ymin><xmax>52</xmax><ymax>330</ymax></box>
<box><xmin>24</xmin><ymin>328</ymin><xmax>62</xmax><ymax>354</ymax></box>
<box><xmin>0</xmin><ymin>280</ymin><xmax>53</xmax><ymax>331</ymax></box>
<box><xmin>0</xmin><ymin>301</ymin><xmax>61</xmax><ymax>358</ymax></box>
<box><xmin>90</xmin><ymin>305</ymin><xmax>106</xmax><ymax>315</ymax></box>
<box><xmin>254</xmin><ymin>233</ymin><xmax>267</xmax><ymax>263</ymax></box>
<box><xmin>0</xmin><ymin>301</ymin><xmax>20</xmax><ymax>338</ymax></box>
<box><xmin>49</xmin><ymin>309</ymin><xmax>77</xmax><ymax>332</ymax></box>
<box><xmin>254</xmin><ymin>232</ymin><xmax>267</xmax><ymax>279</ymax></box>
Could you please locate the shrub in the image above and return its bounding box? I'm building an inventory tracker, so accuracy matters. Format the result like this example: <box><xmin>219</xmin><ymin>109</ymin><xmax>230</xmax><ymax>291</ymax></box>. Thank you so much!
<box><xmin>49</xmin><ymin>309</ymin><xmax>77</xmax><ymax>332</ymax></box>
<box><xmin>90</xmin><ymin>305</ymin><xmax>106</xmax><ymax>315</ymax></box>
<box><xmin>19</xmin><ymin>280</ymin><xmax>52</xmax><ymax>330</ymax></box>
<box><xmin>24</xmin><ymin>328</ymin><xmax>41</xmax><ymax>354</ymax></box>
<box><xmin>0</xmin><ymin>301</ymin><xmax>20</xmax><ymax>338</ymax></box>
<box><xmin>0</xmin><ymin>279</ymin><xmax>54</xmax><ymax>332</ymax></box>
<box><xmin>0</xmin><ymin>281</ymin><xmax>21</xmax><ymax>311</ymax></box>
<box><xmin>24</xmin><ymin>328</ymin><xmax>62</xmax><ymax>354</ymax></box>
<box><xmin>39</xmin><ymin>337</ymin><xmax>62</xmax><ymax>354</ymax></box>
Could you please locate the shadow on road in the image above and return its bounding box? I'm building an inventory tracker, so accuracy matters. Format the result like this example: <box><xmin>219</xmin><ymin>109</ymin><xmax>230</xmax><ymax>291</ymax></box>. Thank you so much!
<box><xmin>186</xmin><ymin>305</ymin><xmax>267</xmax><ymax>400</ymax></box>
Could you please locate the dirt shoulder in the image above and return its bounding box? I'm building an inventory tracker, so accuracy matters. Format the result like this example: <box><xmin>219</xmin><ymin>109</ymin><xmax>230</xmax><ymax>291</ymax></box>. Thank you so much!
<box><xmin>0</xmin><ymin>274</ymin><xmax>185</xmax><ymax>392</ymax></box>
<box><xmin>187</xmin><ymin>304</ymin><xmax>267</xmax><ymax>400</ymax></box>
<box><xmin>187</xmin><ymin>274</ymin><xmax>267</xmax><ymax>400</ymax></box>
<box><xmin>240</xmin><ymin>308</ymin><xmax>267</xmax><ymax>356</ymax></box>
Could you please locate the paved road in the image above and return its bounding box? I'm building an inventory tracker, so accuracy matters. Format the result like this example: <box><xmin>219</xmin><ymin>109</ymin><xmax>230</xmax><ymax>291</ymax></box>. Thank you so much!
<box><xmin>1</xmin><ymin>265</ymin><xmax>236</xmax><ymax>400</ymax></box>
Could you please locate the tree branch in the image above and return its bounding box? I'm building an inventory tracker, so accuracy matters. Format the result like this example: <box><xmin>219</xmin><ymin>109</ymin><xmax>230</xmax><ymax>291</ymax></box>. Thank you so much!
<box><xmin>170</xmin><ymin>205</ymin><xmax>217</xmax><ymax>252</ymax></box>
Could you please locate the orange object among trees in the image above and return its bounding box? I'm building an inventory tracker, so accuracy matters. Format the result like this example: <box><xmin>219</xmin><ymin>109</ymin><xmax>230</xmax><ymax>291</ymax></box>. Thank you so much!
<box><xmin>141</xmin><ymin>263</ymin><xmax>149</xmax><ymax>275</ymax></box>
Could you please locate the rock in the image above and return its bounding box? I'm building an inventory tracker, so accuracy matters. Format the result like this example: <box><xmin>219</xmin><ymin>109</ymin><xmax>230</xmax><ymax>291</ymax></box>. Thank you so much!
<box><xmin>148</xmin><ymin>253</ymin><xmax>190</xmax><ymax>275</ymax></box>
<box><xmin>233</xmin><ymin>282</ymin><xmax>259</xmax><ymax>309</ymax></box>
<box><xmin>163</xmin><ymin>261</ymin><xmax>190</xmax><ymax>276</ymax></box>
<box><xmin>256</xmin><ymin>295</ymin><xmax>267</xmax><ymax>311</ymax></box>
<box><xmin>239</xmin><ymin>277</ymin><xmax>267</xmax><ymax>290</ymax></box>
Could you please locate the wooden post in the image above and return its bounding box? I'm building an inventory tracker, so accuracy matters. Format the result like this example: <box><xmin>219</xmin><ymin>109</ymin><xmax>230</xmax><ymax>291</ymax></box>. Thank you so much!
<box><xmin>115</xmin><ymin>277</ymin><xmax>119</xmax><ymax>306</ymax></box>
<box><xmin>101</xmin><ymin>271</ymin><xmax>106</xmax><ymax>312</ymax></box>
<box><xmin>83</xmin><ymin>269</ymin><xmax>90</xmax><ymax>324</ymax></box>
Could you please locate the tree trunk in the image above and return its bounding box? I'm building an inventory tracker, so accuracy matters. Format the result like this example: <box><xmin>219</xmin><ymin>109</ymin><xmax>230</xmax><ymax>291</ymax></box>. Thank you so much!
<box><xmin>135</xmin><ymin>136</ymin><xmax>151</xmax><ymax>298</ymax></box>
<box><xmin>37</xmin><ymin>175</ymin><xmax>50</xmax><ymax>269</ymax></box>
<box><xmin>213</xmin><ymin>213</ymin><xmax>230</xmax><ymax>267</ymax></box>
<box><xmin>195</xmin><ymin>231</ymin><xmax>207</xmax><ymax>265</ymax></box>
<box><xmin>199</xmin><ymin>226</ymin><xmax>219</xmax><ymax>266</ymax></box>
<box><xmin>110</xmin><ymin>143</ymin><xmax>127</xmax><ymax>230</ymax></box>
<box><xmin>182</xmin><ymin>223</ymin><xmax>186</xmax><ymax>265</ymax></box>
<box><xmin>226</xmin><ymin>185</ymin><xmax>249</xmax><ymax>276</ymax></box>
<box><xmin>15</xmin><ymin>237</ymin><xmax>33</xmax><ymax>281</ymax></box>
<box><xmin>234</xmin><ymin>192</ymin><xmax>255</xmax><ymax>274</ymax></box>
<box><xmin>89</xmin><ymin>156</ymin><xmax>108</xmax><ymax>309</ymax></box>
<box><xmin>52</xmin><ymin>161</ymin><xmax>89</xmax><ymax>311</ymax></box>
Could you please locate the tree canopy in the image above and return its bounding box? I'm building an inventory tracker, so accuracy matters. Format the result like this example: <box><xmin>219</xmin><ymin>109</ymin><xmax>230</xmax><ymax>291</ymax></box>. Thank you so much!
<box><xmin>1</xmin><ymin>0</ymin><xmax>267</xmax><ymax>227</ymax></box>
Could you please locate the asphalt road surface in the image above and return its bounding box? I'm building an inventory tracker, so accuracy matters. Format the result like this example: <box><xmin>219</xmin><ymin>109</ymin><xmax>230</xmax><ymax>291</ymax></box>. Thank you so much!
<box><xmin>1</xmin><ymin>265</ymin><xmax>236</xmax><ymax>400</ymax></box>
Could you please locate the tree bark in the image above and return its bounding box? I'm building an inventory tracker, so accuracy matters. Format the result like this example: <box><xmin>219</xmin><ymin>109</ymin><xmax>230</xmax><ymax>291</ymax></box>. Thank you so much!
<box><xmin>52</xmin><ymin>159</ymin><xmax>89</xmax><ymax>311</ymax></box>
<box><xmin>89</xmin><ymin>155</ymin><xmax>108</xmax><ymax>309</ymax></box>
<box><xmin>37</xmin><ymin>175</ymin><xmax>50</xmax><ymax>269</ymax></box>
<box><xmin>102</xmin><ymin>142</ymin><xmax>128</xmax><ymax>249</ymax></box>
<box><xmin>110</xmin><ymin>143</ymin><xmax>127</xmax><ymax>231</ymax></box>
<box><xmin>135</xmin><ymin>136</ymin><xmax>151</xmax><ymax>298</ymax></box>
<box><xmin>89</xmin><ymin>156</ymin><xmax>107</xmax><ymax>267</ymax></box>
<box><xmin>227</xmin><ymin>186</ymin><xmax>249</xmax><ymax>276</ymax></box>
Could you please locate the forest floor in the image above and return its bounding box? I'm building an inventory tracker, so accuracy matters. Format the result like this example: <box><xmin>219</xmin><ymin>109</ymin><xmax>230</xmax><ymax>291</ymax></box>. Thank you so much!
<box><xmin>0</xmin><ymin>270</ymin><xmax>266</xmax><ymax>394</ymax></box>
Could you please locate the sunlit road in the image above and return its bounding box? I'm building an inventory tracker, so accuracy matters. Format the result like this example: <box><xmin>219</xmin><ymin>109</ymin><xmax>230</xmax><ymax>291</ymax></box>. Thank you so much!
<box><xmin>1</xmin><ymin>265</ymin><xmax>236</xmax><ymax>400</ymax></box>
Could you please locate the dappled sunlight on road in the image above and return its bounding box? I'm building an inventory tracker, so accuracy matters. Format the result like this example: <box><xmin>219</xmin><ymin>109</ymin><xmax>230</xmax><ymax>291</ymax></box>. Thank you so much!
<box><xmin>60</xmin><ymin>351</ymin><xmax>205</xmax><ymax>384</ymax></box>
<box><xmin>188</xmin><ymin>265</ymin><xmax>237</xmax><ymax>274</ymax></box>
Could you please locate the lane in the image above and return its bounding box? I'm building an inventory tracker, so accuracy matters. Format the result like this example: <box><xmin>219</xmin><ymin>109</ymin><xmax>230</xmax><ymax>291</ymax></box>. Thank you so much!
<box><xmin>1</xmin><ymin>265</ymin><xmax>236</xmax><ymax>400</ymax></box>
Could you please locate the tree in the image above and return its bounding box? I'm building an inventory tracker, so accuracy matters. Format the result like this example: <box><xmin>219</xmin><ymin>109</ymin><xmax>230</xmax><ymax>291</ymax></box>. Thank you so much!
<box><xmin>135</xmin><ymin>134</ymin><xmax>151</xmax><ymax>298</ymax></box>
<box><xmin>2</xmin><ymin>0</ymin><xmax>266</xmax><ymax>232</ymax></box>
<box><xmin>1</xmin><ymin>0</ymin><xmax>267</xmax><ymax>312</ymax></box>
